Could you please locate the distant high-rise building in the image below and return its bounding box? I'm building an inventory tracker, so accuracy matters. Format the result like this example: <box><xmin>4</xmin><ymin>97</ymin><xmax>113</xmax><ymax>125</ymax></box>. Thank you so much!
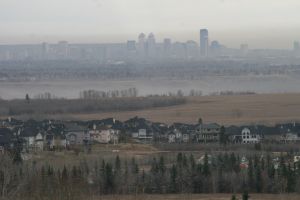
<box><xmin>173</xmin><ymin>42</ymin><xmax>186</xmax><ymax>59</ymax></box>
<box><xmin>147</xmin><ymin>33</ymin><xmax>156</xmax><ymax>57</ymax></box>
<box><xmin>127</xmin><ymin>40</ymin><xmax>137</xmax><ymax>58</ymax></box>
<box><xmin>163</xmin><ymin>38</ymin><xmax>172</xmax><ymax>56</ymax></box>
<box><xmin>200</xmin><ymin>29</ymin><xmax>209</xmax><ymax>57</ymax></box>
<box><xmin>57</xmin><ymin>41</ymin><xmax>69</xmax><ymax>58</ymax></box>
<box><xmin>127</xmin><ymin>40</ymin><xmax>136</xmax><ymax>51</ymax></box>
<box><xmin>186</xmin><ymin>40</ymin><xmax>198</xmax><ymax>58</ymax></box>
<box><xmin>294</xmin><ymin>41</ymin><xmax>300</xmax><ymax>52</ymax></box>
<box><xmin>41</xmin><ymin>42</ymin><xmax>49</xmax><ymax>59</ymax></box>
<box><xmin>240</xmin><ymin>44</ymin><xmax>249</xmax><ymax>56</ymax></box>
<box><xmin>137</xmin><ymin>33</ymin><xmax>146</xmax><ymax>57</ymax></box>
<box><xmin>210</xmin><ymin>40</ymin><xmax>221</xmax><ymax>56</ymax></box>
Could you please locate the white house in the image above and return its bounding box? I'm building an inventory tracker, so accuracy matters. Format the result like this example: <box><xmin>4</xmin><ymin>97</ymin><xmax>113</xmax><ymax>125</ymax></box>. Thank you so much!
<box><xmin>174</xmin><ymin>129</ymin><xmax>182</xmax><ymax>140</ymax></box>
<box><xmin>241</xmin><ymin>128</ymin><xmax>261</xmax><ymax>144</ymax></box>
<box><xmin>168</xmin><ymin>133</ymin><xmax>176</xmax><ymax>143</ymax></box>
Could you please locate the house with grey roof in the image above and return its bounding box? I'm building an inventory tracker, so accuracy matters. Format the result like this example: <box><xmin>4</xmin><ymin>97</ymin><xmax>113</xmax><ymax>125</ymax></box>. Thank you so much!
<box><xmin>194</xmin><ymin>123</ymin><xmax>221</xmax><ymax>143</ymax></box>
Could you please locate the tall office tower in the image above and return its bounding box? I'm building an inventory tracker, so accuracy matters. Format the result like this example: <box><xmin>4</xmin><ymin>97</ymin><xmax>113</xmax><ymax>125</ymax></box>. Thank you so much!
<box><xmin>41</xmin><ymin>42</ymin><xmax>49</xmax><ymax>59</ymax></box>
<box><xmin>240</xmin><ymin>44</ymin><xmax>249</xmax><ymax>56</ymax></box>
<box><xmin>137</xmin><ymin>33</ymin><xmax>146</xmax><ymax>57</ymax></box>
<box><xmin>127</xmin><ymin>40</ymin><xmax>137</xmax><ymax>58</ymax></box>
<box><xmin>147</xmin><ymin>33</ymin><xmax>157</xmax><ymax>57</ymax></box>
<box><xmin>173</xmin><ymin>42</ymin><xmax>186</xmax><ymax>59</ymax></box>
<box><xmin>127</xmin><ymin>40</ymin><xmax>136</xmax><ymax>51</ymax></box>
<box><xmin>186</xmin><ymin>40</ymin><xmax>198</xmax><ymax>58</ymax></box>
<box><xmin>57</xmin><ymin>41</ymin><xmax>69</xmax><ymax>59</ymax></box>
<box><xmin>210</xmin><ymin>40</ymin><xmax>221</xmax><ymax>56</ymax></box>
<box><xmin>294</xmin><ymin>41</ymin><xmax>300</xmax><ymax>52</ymax></box>
<box><xmin>200</xmin><ymin>29</ymin><xmax>209</xmax><ymax>57</ymax></box>
<box><xmin>163</xmin><ymin>38</ymin><xmax>172</xmax><ymax>57</ymax></box>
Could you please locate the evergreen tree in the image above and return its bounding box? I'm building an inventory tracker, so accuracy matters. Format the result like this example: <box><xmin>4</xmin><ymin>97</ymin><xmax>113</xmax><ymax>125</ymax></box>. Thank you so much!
<box><xmin>169</xmin><ymin>164</ymin><xmax>178</xmax><ymax>193</ymax></box>
<box><xmin>231</xmin><ymin>194</ymin><xmax>237</xmax><ymax>200</ymax></box>
<box><xmin>25</xmin><ymin>94</ymin><xmax>30</xmax><ymax>103</ymax></box>
<box><xmin>217</xmin><ymin>166</ymin><xmax>225</xmax><ymax>193</ymax></box>
<box><xmin>61</xmin><ymin>165</ymin><xmax>68</xmax><ymax>183</ymax></box>
<box><xmin>115</xmin><ymin>155</ymin><xmax>121</xmax><ymax>172</ymax></box>
<box><xmin>177</xmin><ymin>153</ymin><xmax>183</xmax><ymax>166</ymax></box>
<box><xmin>189</xmin><ymin>154</ymin><xmax>196</xmax><ymax>171</ymax></box>
<box><xmin>242</xmin><ymin>191</ymin><xmax>249</xmax><ymax>200</ymax></box>
<box><xmin>255</xmin><ymin>164</ymin><xmax>262</xmax><ymax>193</ymax></box>
<box><xmin>131</xmin><ymin>157</ymin><xmax>139</xmax><ymax>174</ymax></box>
<box><xmin>104</xmin><ymin>163</ymin><xmax>114</xmax><ymax>194</ymax></box>
<box><xmin>248</xmin><ymin>158</ymin><xmax>254</xmax><ymax>190</ymax></box>
<box><xmin>286</xmin><ymin>164</ymin><xmax>295</xmax><ymax>193</ymax></box>
<box><xmin>202</xmin><ymin>153</ymin><xmax>210</xmax><ymax>176</ymax></box>
<box><xmin>279</xmin><ymin>155</ymin><xmax>287</xmax><ymax>177</ymax></box>
<box><xmin>159</xmin><ymin>156</ymin><xmax>166</xmax><ymax>175</ymax></box>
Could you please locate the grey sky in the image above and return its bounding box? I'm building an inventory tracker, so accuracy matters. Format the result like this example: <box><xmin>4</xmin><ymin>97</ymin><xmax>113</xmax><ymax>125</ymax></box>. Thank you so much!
<box><xmin>1</xmin><ymin>0</ymin><xmax>300</xmax><ymax>48</ymax></box>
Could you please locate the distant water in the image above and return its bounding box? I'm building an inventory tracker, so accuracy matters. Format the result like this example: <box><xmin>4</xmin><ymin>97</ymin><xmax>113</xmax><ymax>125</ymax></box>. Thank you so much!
<box><xmin>1</xmin><ymin>75</ymin><xmax>300</xmax><ymax>99</ymax></box>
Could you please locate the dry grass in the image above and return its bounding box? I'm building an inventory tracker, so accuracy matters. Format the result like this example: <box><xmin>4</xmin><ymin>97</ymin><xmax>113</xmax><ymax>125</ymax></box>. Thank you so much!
<box><xmin>61</xmin><ymin>93</ymin><xmax>300</xmax><ymax>125</ymax></box>
<box><xmin>87</xmin><ymin>194</ymin><xmax>300</xmax><ymax>200</ymax></box>
<box><xmin>28</xmin><ymin>143</ymin><xmax>162</xmax><ymax>168</ymax></box>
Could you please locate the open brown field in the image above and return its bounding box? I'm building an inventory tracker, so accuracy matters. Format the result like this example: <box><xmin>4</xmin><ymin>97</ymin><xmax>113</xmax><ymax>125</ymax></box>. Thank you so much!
<box><xmin>88</xmin><ymin>194</ymin><xmax>300</xmax><ymax>200</ymax></box>
<box><xmin>65</xmin><ymin>93</ymin><xmax>300</xmax><ymax>125</ymax></box>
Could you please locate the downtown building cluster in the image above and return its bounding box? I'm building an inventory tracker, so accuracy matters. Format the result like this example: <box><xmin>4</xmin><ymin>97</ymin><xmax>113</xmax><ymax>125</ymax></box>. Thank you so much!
<box><xmin>0</xmin><ymin>29</ymin><xmax>299</xmax><ymax>62</ymax></box>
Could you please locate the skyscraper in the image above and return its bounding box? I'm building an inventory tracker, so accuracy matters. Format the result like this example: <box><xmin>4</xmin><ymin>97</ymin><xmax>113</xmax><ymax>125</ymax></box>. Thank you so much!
<box><xmin>127</xmin><ymin>40</ymin><xmax>136</xmax><ymax>51</ymax></box>
<box><xmin>147</xmin><ymin>33</ymin><xmax>156</xmax><ymax>57</ymax></box>
<box><xmin>210</xmin><ymin>40</ymin><xmax>220</xmax><ymax>56</ymax></box>
<box><xmin>200</xmin><ymin>29</ymin><xmax>209</xmax><ymax>57</ymax></box>
<box><xmin>294</xmin><ymin>41</ymin><xmax>300</xmax><ymax>52</ymax></box>
<box><xmin>57</xmin><ymin>41</ymin><xmax>69</xmax><ymax>59</ymax></box>
<box><xmin>127</xmin><ymin>40</ymin><xmax>137</xmax><ymax>58</ymax></box>
<box><xmin>163</xmin><ymin>38</ymin><xmax>172</xmax><ymax>57</ymax></box>
<box><xmin>41</xmin><ymin>42</ymin><xmax>49</xmax><ymax>59</ymax></box>
<box><xmin>240</xmin><ymin>44</ymin><xmax>249</xmax><ymax>56</ymax></box>
<box><xmin>137</xmin><ymin>33</ymin><xmax>146</xmax><ymax>57</ymax></box>
<box><xmin>186</xmin><ymin>40</ymin><xmax>198</xmax><ymax>58</ymax></box>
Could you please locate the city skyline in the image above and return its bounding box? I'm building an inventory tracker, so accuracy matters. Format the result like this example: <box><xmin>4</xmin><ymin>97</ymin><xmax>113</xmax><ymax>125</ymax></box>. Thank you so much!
<box><xmin>0</xmin><ymin>29</ymin><xmax>300</xmax><ymax>50</ymax></box>
<box><xmin>1</xmin><ymin>0</ymin><xmax>300</xmax><ymax>48</ymax></box>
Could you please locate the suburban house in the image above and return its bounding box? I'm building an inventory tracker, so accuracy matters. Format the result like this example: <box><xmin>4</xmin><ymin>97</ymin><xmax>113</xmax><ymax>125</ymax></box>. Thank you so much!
<box><xmin>1</xmin><ymin>117</ymin><xmax>23</xmax><ymax>130</ymax></box>
<box><xmin>126</xmin><ymin>117</ymin><xmax>154</xmax><ymax>142</ymax></box>
<box><xmin>152</xmin><ymin>122</ymin><xmax>169</xmax><ymax>142</ymax></box>
<box><xmin>195</xmin><ymin>123</ymin><xmax>221</xmax><ymax>143</ymax></box>
<box><xmin>166</xmin><ymin>123</ymin><xmax>195</xmax><ymax>143</ymax></box>
<box><xmin>89</xmin><ymin>124</ymin><xmax>119</xmax><ymax>144</ymax></box>
<box><xmin>228</xmin><ymin>126</ymin><xmax>262</xmax><ymax>144</ymax></box>
<box><xmin>65</xmin><ymin>123</ymin><xmax>90</xmax><ymax>146</ymax></box>
<box><xmin>87</xmin><ymin>118</ymin><xmax>124</xmax><ymax>131</ymax></box>
<box><xmin>0</xmin><ymin>128</ymin><xmax>14</xmax><ymax>151</ymax></box>
<box><xmin>167</xmin><ymin>128</ymin><xmax>190</xmax><ymax>143</ymax></box>
<box><xmin>19</xmin><ymin>127</ymin><xmax>45</xmax><ymax>151</ymax></box>
<box><xmin>241</xmin><ymin>128</ymin><xmax>261</xmax><ymax>144</ymax></box>
<box><xmin>168</xmin><ymin>132</ymin><xmax>176</xmax><ymax>143</ymax></box>
<box><xmin>132</xmin><ymin>129</ymin><xmax>153</xmax><ymax>141</ymax></box>
<box><xmin>281</xmin><ymin>133</ymin><xmax>300</xmax><ymax>143</ymax></box>
<box><xmin>278</xmin><ymin>123</ymin><xmax>300</xmax><ymax>143</ymax></box>
<box><xmin>45</xmin><ymin>131</ymin><xmax>66</xmax><ymax>150</ymax></box>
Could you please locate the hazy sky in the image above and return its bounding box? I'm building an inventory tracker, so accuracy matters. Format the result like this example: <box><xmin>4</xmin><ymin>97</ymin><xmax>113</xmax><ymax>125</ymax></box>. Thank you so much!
<box><xmin>1</xmin><ymin>0</ymin><xmax>300</xmax><ymax>48</ymax></box>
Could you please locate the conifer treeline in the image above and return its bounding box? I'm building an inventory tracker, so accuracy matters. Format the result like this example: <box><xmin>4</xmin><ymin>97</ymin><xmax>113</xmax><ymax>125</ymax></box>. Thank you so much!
<box><xmin>1</xmin><ymin>152</ymin><xmax>300</xmax><ymax>200</ymax></box>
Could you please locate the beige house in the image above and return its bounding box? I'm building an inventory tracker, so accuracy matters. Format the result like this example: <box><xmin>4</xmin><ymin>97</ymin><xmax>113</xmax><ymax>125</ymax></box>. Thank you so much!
<box><xmin>89</xmin><ymin>125</ymin><xmax>119</xmax><ymax>144</ymax></box>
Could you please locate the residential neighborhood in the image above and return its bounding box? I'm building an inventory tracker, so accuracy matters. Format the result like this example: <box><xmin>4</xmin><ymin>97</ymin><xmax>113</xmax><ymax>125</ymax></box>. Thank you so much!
<box><xmin>1</xmin><ymin>116</ymin><xmax>300</xmax><ymax>153</ymax></box>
